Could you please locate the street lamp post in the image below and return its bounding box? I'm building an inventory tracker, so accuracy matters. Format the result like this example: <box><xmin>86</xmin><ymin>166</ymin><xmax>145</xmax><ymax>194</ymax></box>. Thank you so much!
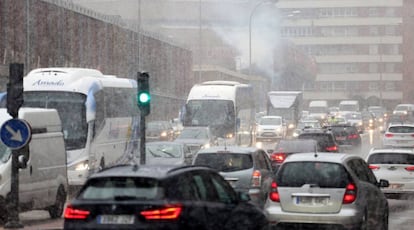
<box><xmin>249</xmin><ymin>0</ymin><xmax>278</xmax><ymax>76</ymax></box>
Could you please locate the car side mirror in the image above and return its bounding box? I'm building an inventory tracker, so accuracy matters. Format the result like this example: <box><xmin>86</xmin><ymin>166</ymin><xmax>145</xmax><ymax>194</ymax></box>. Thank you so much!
<box><xmin>378</xmin><ymin>179</ymin><xmax>389</xmax><ymax>188</ymax></box>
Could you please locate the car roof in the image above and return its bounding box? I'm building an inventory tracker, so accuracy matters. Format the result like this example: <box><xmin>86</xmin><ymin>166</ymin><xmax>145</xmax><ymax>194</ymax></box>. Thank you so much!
<box><xmin>146</xmin><ymin>141</ymin><xmax>183</xmax><ymax>146</ymax></box>
<box><xmin>387</xmin><ymin>123</ymin><xmax>414</xmax><ymax>128</ymax></box>
<box><xmin>196</xmin><ymin>145</ymin><xmax>259</xmax><ymax>154</ymax></box>
<box><xmin>261</xmin><ymin>115</ymin><xmax>282</xmax><ymax>119</ymax></box>
<box><xmin>89</xmin><ymin>164</ymin><xmax>213</xmax><ymax>180</ymax></box>
<box><xmin>283</xmin><ymin>152</ymin><xmax>357</xmax><ymax>164</ymax></box>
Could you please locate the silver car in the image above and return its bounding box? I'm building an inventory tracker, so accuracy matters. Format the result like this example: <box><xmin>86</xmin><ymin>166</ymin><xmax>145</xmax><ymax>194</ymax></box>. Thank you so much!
<box><xmin>366</xmin><ymin>148</ymin><xmax>414</xmax><ymax>199</ymax></box>
<box><xmin>192</xmin><ymin>146</ymin><xmax>273</xmax><ymax>208</ymax></box>
<box><xmin>265</xmin><ymin>152</ymin><xmax>389</xmax><ymax>230</ymax></box>
<box><xmin>382</xmin><ymin>124</ymin><xmax>414</xmax><ymax>148</ymax></box>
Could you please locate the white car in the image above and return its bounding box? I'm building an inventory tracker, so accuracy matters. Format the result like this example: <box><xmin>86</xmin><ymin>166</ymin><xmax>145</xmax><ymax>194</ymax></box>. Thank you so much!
<box><xmin>255</xmin><ymin>116</ymin><xmax>286</xmax><ymax>142</ymax></box>
<box><xmin>382</xmin><ymin>124</ymin><xmax>414</xmax><ymax>148</ymax></box>
<box><xmin>366</xmin><ymin>148</ymin><xmax>414</xmax><ymax>199</ymax></box>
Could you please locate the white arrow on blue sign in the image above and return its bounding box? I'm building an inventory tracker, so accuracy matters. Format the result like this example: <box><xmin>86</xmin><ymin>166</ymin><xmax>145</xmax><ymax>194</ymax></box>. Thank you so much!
<box><xmin>0</xmin><ymin>119</ymin><xmax>32</xmax><ymax>150</ymax></box>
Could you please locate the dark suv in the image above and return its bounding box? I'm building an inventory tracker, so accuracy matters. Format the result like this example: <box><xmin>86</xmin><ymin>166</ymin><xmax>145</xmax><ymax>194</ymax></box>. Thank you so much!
<box><xmin>64</xmin><ymin>164</ymin><xmax>268</xmax><ymax>230</ymax></box>
<box><xmin>298</xmin><ymin>129</ymin><xmax>340</xmax><ymax>152</ymax></box>
<box><xmin>326</xmin><ymin>124</ymin><xmax>362</xmax><ymax>150</ymax></box>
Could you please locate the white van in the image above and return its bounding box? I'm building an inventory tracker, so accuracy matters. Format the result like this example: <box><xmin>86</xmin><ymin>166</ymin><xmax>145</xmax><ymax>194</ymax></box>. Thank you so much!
<box><xmin>308</xmin><ymin>100</ymin><xmax>328</xmax><ymax>120</ymax></box>
<box><xmin>393</xmin><ymin>104</ymin><xmax>414</xmax><ymax>115</ymax></box>
<box><xmin>339</xmin><ymin>100</ymin><xmax>360</xmax><ymax>113</ymax></box>
<box><xmin>0</xmin><ymin>108</ymin><xmax>67</xmax><ymax>221</ymax></box>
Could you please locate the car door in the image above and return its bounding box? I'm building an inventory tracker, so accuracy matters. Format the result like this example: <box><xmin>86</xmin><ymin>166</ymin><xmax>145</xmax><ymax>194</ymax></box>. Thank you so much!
<box><xmin>194</xmin><ymin>171</ymin><xmax>238</xmax><ymax>230</ymax></box>
<box><xmin>254</xmin><ymin>150</ymin><xmax>273</xmax><ymax>202</ymax></box>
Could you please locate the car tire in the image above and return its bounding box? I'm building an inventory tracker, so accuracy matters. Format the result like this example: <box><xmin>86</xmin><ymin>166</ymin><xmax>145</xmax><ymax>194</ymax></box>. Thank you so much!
<box><xmin>48</xmin><ymin>185</ymin><xmax>67</xmax><ymax>219</ymax></box>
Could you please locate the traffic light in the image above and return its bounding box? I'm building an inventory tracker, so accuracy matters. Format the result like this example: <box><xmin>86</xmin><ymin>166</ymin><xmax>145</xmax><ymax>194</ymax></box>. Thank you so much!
<box><xmin>7</xmin><ymin>63</ymin><xmax>24</xmax><ymax>118</ymax></box>
<box><xmin>137</xmin><ymin>72</ymin><xmax>150</xmax><ymax>116</ymax></box>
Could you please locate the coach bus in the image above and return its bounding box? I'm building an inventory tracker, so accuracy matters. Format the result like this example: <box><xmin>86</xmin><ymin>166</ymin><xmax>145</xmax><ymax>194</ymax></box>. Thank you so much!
<box><xmin>2</xmin><ymin>68</ymin><xmax>140</xmax><ymax>190</ymax></box>
<box><xmin>182</xmin><ymin>81</ymin><xmax>255</xmax><ymax>146</ymax></box>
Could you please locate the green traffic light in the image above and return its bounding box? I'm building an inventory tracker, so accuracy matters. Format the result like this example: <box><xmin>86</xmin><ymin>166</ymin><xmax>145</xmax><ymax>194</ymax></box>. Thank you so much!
<box><xmin>138</xmin><ymin>92</ymin><xmax>150</xmax><ymax>104</ymax></box>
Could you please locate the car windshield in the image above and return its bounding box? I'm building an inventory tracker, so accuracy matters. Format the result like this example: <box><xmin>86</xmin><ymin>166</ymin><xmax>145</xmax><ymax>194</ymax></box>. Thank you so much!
<box><xmin>146</xmin><ymin>144</ymin><xmax>182</xmax><ymax>158</ymax></box>
<box><xmin>277</xmin><ymin>162</ymin><xmax>349</xmax><ymax>188</ymax></box>
<box><xmin>177</xmin><ymin>129</ymin><xmax>208</xmax><ymax>139</ymax></box>
<box><xmin>259</xmin><ymin>117</ymin><xmax>282</xmax><ymax>125</ymax></box>
<box><xmin>194</xmin><ymin>153</ymin><xmax>253</xmax><ymax>172</ymax></box>
<box><xmin>297</xmin><ymin>121</ymin><xmax>320</xmax><ymax>129</ymax></box>
<box><xmin>79</xmin><ymin>177</ymin><xmax>161</xmax><ymax>201</ymax></box>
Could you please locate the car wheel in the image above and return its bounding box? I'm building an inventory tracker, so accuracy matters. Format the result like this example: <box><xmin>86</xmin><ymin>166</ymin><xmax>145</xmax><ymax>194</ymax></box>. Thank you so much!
<box><xmin>381</xmin><ymin>209</ymin><xmax>389</xmax><ymax>230</ymax></box>
<box><xmin>48</xmin><ymin>185</ymin><xmax>67</xmax><ymax>218</ymax></box>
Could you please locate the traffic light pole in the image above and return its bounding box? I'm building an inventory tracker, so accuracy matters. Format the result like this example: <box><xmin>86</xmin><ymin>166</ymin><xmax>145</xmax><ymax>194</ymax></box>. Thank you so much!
<box><xmin>139</xmin><ymin>115</ymin><xmax>146</xmax><ymax>165</ymax></box>
<box><xmin>5</xmin><ymin>63</ymin><xmax>24</xmax><ymax>229</ymax></box>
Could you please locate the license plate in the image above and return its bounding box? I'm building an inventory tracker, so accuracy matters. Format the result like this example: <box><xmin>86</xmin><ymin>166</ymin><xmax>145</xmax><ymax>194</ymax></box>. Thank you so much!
<box><xmin>336</xmin><ymin>137</ymin><xmax>346</xmax><ymax>141</ymax></box>
<box><xmin>295</xmin><ymin>196</ymin><xmax>329</xmax><ymax>205</ymax></box>
<box><xmin>98</xmin><ymin>215</ymin><xmax>135</xmax><ymax>224</ymax></box>
<box><xmin>389</xmin><ymin>183</ymin><xmax>404</xmax><ymax>189</ymax></box>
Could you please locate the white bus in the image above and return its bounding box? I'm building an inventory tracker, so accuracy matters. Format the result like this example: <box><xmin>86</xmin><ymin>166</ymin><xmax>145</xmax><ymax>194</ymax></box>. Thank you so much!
<box><xmin>4</xmin><ymin>68</ymin><xmax>140</xmax><ymax>190</ymax></box>
<box><xmin>182</xmin><ymin>81</ymin><xmax>255</xmax><ymax>146</ymax></box>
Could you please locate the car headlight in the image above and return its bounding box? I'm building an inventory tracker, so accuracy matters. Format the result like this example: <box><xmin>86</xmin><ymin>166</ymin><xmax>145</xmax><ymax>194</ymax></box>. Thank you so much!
<box><xmin>292</xmin><ymin>132</ymin><xmax>299</xmax><ymax>137</ymax></box>
<box><xmin>256</xmin><ymin>127</ymin><xmax>263</xmax><ymax>132</ymax></box>
<box><xmin>203</xmin><ymin>143</ymin><xmax>211</xmax><ymax>149</ymax></box>
<box><xmin>379</xmin><ymin>118</ymin><xmax>383</xmax><ymax>122</ymax></box>
<box><xmin>226</xmin><ymin>133</ymin><xmax>233</xmax><ymax>139</ymax></box>
<box><xmin>75</xmin><ymin>161</ymin><xmax>89</xmax><ymax>171</ymax></box>
<box><xmin>160</xmin><ymin>131</ymin><xmax>167</xmax><ymax>137</ymax></box>
<box><xmin>358</xmin><ymin>122</ymin><xmax>363</xmax><ymax>126</ymax></box>
<box><xmin>288</xmin><ymin>124</ymin><xmax>295</xmax><ymax>129</ymax></box>
<box><xmin>369</xmin><ymin>119</ymin><xmax>373</xmax><ymax>123</ymax></box>
<box><xmin>255</xmin><ymin>142</ymin><xmax>263</xmax><ymax>148</ymax></box>
<box><xmin>276</xmin><ymin>127</ymin><xmax>282</xmax><ymax>132</ymax></box>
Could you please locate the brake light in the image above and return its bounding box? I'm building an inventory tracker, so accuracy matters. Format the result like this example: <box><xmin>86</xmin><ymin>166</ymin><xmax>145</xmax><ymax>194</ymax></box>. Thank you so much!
<box><xmin>343</xmin><ymin>183</ymin><xmax>357</xmax><ymax>204</ymax></box>
<box><xmin>141</xmin><ymin>205</ymin><xmax>182</xmax><ymax>220</ymax></box>
<box><xmin>269</xmin><ymin>181</ymin><xmax>280</xmax><ymax>202</ymax></box>
<box><xmin>369</xmin><ymin>164</ymin><xmax>380</xmax><ymax>170</ymax></box>
<box><xmin>405</xmin><ymin>166</ymin><xmax>414</xmax><ymax>171</ymax></box>
<box><xmin>384</xmin><ymin>133</ymin><xmax>394</xmax><ymax>138</ymax></box>
<box><xmin>271</xmin><ymin>153</ymin><xmax>287</xmax><ymax>163</ymax></box>
<box><xmin>64</xmin><ymin>204</ymin><xmax>90</xmax><ymax>220</ymax></box>
<box><xmin>348</xmin><ymin>134</ymin><xmax>358</xmax><ymax>139</ymax></box>
<box><xmin>325</xmin><ymin>145</ymin><xmax>338</xmax><ymax>152</ymax></box>
<box><xmin>251</xmin><ymin>170</ymin><xmax>262</xmax><ymax>187</ymax></box>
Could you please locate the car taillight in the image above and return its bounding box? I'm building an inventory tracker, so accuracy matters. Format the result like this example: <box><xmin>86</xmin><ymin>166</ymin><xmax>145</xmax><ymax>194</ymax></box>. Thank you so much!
<box><xmin>348</xmin><ymin>134</ymin><xmax>358</xmax><ymax>139</ymax></box>
<box><xmin>369</xmin><ymin>164</ymin><xmax>380</xmax><ymax>170</ymax></box>
<box><xmin>326</xmin><ymin>145</ymin><xmax>338</xmax><ymax>152</ymax></box>
<box><xmin>343</xmin><ymin>183</ymin><xmax>357</xmax><ymax>204</ymax></box>
<box><xmin>271</xmin><ymin>153</ymin><xmax>287</xmax><ymax>163</ymax></box>
<box><xmin>269</xmin><ymin>181</ymin><xmax>280</xmax><ymax>202</ymax></box>
<box><xmin>141</xmin><ymin>205</ymin><xmax>182</xmax><ymax>220</ymax></box>
<box><xmin>384</xmin><ymin>133</ymin><xmax>394</xmax><ymax>138</ymax></box>
<box><xmin>251</xmin><ymin>170</ymin><xmax>262</xmax><ymax>187</ymax></box>
<box><xmin>405</xmin><ymin>166</ymin><xmax>414</xmax><ymax>171</ymax></box>
<box><xmin>64</xmin><ymin>204</ymin><xmax>90</xmax><ymax>220</ymax></box>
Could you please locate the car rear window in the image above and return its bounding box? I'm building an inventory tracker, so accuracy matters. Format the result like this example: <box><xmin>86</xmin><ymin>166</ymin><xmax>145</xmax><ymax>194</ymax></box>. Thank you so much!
<box><xmin>298</xmin><ymin>133</ymin><xmax>334</xmax><ymax>145</ymax></box>
<box><xmin>330</xmin><ymin>126</ymin><xmax>357</xmax><ymax>135</ymax></box>
<box><xmin>388</xmin><ymin>126</ymin><xmax>414</xmax><ymax>133</ymax></box>
<box><xmin>275</xmin><ymin>140</ymin><xmax>317</xmax><ymax>153</ymax></box>
<box><xmin>367</xmin><ymin>153</ymin><xmax>414</xmax><ymax>164</ymax></box>
<box><xmin>194</xmin><ymin>153</ymin><xmax>253</xmax><ymax>172</ymax></box>
<box><xmin>277</xmin><ymin>162</ymin><xmax>349</xmax><ymax>188</ymax></box>
<box><xmin>78</xmin><ymin>177</ymin><xmax>161</xmax><ymax>200</ymax></box>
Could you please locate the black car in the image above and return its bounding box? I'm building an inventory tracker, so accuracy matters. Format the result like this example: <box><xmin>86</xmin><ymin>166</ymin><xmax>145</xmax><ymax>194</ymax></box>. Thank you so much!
<box><xmin>326</xmin><ymin>124</ymin><xmax>362</xmax><ymax>150</ymax></box>
<box><xmin>270</xmin><ymin>139</ymin><xmax>320</xmax><ymax>171</ymax></box>
<box><xmin>298</xmin><ymin>129</ymin><xmax>340</xmax><ymax>153</ymax></box>
<box><xmin>64</xmin><ymin>164</ymin><xmax>268</xmax><ymax>230</ymax></box>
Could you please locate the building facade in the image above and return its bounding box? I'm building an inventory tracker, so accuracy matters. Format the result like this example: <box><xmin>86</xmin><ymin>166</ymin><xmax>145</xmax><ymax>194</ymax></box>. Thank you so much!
<box><xmin>278</xmin><ymin>0</ymin><xmax>404</xmax><ymax>110</ymax></box>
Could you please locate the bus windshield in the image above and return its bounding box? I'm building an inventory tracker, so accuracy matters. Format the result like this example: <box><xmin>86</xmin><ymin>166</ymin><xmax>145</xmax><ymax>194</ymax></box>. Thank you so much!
<box><xmin>184</xmin><ymin>100</ymin><xmax>235</xmax><ymax>137</ymax></box>
<box><xmin>23</xmin><ymin>91</ymin><xmax>87</xmax><ymax>150</ymax></box>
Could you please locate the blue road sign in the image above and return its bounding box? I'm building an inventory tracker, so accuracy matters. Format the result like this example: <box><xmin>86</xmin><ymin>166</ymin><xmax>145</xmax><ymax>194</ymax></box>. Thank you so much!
<box><xmin>0</xmin><ymin>119</ymin><xmax>32</xmax><ymax>150</ymax></box>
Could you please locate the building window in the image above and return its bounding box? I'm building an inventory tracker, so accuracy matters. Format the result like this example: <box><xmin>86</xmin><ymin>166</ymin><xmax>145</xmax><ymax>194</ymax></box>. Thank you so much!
<box><xmin>369</xmin><ymin>82</ymin><xmax>379</xmax><ymax>91</ymax></box>
<box><xmin>369</xmin><ymin>26</ymin><xmax>379</xmax><ymax>36</ymax></box>
<box><xmin>320</xmin><ymin>82</ymin><xmax>332</xmax><ymax>91</ymax></box>
<box><xmin>385</xmin><ymin>26</ymin><xmax>396</xmax><ymax>36</ymax></box>
<box><xmin>368</xmin><ymin>8</ymin><xmax>378</xmax><ymax>17</ymax></box>
<box><xmin>369</xmin><ymin>45</ymin><xmax>379</xmax><ymax>55</ymax></box>
<box><xmin>385</xmin><ymin>8</ymin><xmax>396</xmax><ymax>17</ymax></box>
<box><xmin>333</xmin><ymin>82</ymin><xmax>346</xmax><ymax>91</ymax></box>
<box><xmin>385</xmin><ymin>82</ymin><xmax>396</xmax><ymax>91</ymax></box>
<box><xmin>369</xmin><ymin>63</ymin><xmax>378</xmax><ymax>73</ymax></box>
<box><xmin>385</xmin><ymin>63</ymin><xmax>395</xmax><ymax>73</ymax></box>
